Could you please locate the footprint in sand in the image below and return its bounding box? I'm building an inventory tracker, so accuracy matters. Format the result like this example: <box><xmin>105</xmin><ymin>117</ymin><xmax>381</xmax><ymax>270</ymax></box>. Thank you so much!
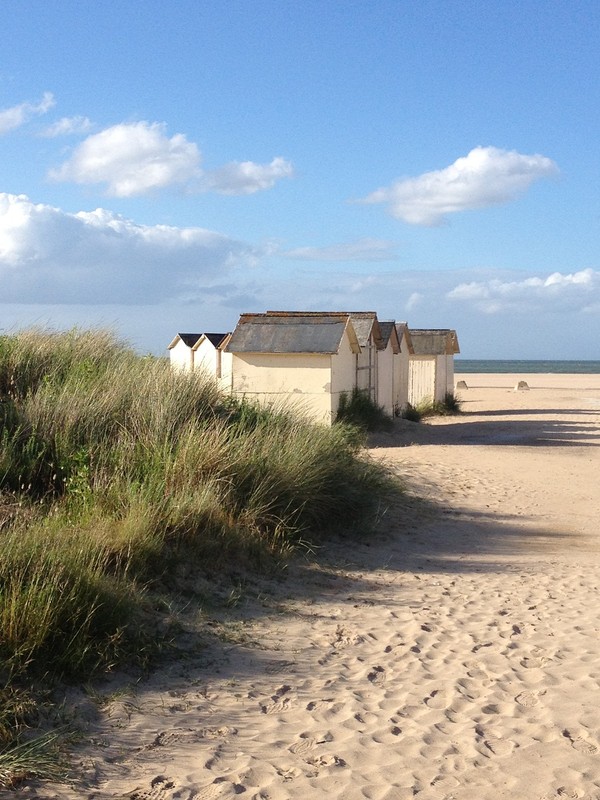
<box><xmin>289</xmin><ymin>737</ymin><xmax>317</xmax><ymax>757</ymax></box>
<box><xmin>425</xmin><ymin>689</ymin><xmax>448</xmax><ymax>709</ymax></box>
<box><xmin>431</xmin><ymin>774</ymin><xmax>460</xmax><ymax>790</ymax></box>
<box><xmin>571</xmin><ymin>737</ymin><xmax>599</xmax><ymax>754</ymax></box>
<box><xmin>198</xmin><ymin>726</ymin><xmax>238</xmax><ymax>739</ymax></box>
<box><xmin>260</xmin><ymin>685</ymin><xmax>293</xmax><ymax>714</ymax></box>
<box><xmin>556</xmin><ymin>787</ymin><xmax>584</xmax><ymax>799</ymax></box>
<box><xmin>475</xmin><ymin>726</ymin><xmax>515</xmax><ymax>757</ymax></box>
<box><xmin>515</xmin><ymin>690</ymin><xmax>541</xmax><ymax>707</ymax></box>
<box><xmin>368</xmin><ymin>665</ymin><xmax>386</xmax><ymax>685</ymax></box>
<box><xmin>483</xmin><ymin>736</ymin><xmax>515</xmax><ymax>757</ymax></box>
<box><xmin>305</xmin><ymin>754</ymin><xmax>348</xmax><ymax>768</ymax></box>
<box><xmin>129</xmin><ymin>775</ymin><xmax>177</xmax><ymax>800</ymax></box>
<box><xmin>562</xmin><ymin>728</ymin><xmax>599</xmax><ymax>754</ymax></box>
<box><xmin>306</xmin><ymin>698</ymin><xmax>334</xmax><ymax>711</ymax></box>
<box><xmin>193</xmin><ymin>778</ymin><xmax>247</xmax><ymax>799</ymax></box>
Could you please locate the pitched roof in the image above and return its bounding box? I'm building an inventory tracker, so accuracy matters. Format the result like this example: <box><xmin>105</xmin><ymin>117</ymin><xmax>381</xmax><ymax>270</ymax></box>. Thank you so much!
<box><xmin>191</xmin><ymin>332</ymin><xmax>230</xmax><ymax>350</ymax></box>
<box><xmin>394</xmin><ymin>322</ymin><xmax>414</xmax><ymax>353</ymax></box>
<box><xmin>265</xmin><ymin>310</ymin><xmax>384</xmax><ymax>349</ymax></box>
<box><xmin>226</xmin><ymin>312</ymin><xmax>360</xmax><ymax>354</ymax></box>
<box><xmin>409</xmin><ymin>329</ymin><xmax>460</xmax><ymax>355</ymax></box>
<box><xmin>377</xmin><ymin>321</ymin><xmax>401</xmax><ymax>353</ymax></box>
<box><xmin>167</xmin><ymin>333</ymin><xmax>202</xmax><ymax>350</ymax></box>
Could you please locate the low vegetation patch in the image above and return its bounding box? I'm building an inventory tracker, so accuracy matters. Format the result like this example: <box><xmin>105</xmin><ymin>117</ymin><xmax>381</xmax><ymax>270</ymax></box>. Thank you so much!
<box><xmin>401</xmin><ymin>392</ymin><xmax>462</xmax><ymax>422</ymax></box>
<box><xmin>335</xmin><ymin>387</ymin><xmax>393</xmax><ymax>432</ymax></box>
<box><xmin>0</xmin><ymin>328</ymin><xmax>399</xmax><ymax>786</ymax></box>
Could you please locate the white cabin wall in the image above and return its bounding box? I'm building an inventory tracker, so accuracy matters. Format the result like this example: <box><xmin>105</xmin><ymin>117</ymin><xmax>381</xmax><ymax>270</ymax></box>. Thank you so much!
<box><xmin>169</xmin><ymin>339</ymin><xmax>194</xmax><ymax>371</ymax></box>
<box><xmin>408</xmin><ymin>357</ymin><xmax>436</xmax><ymax>405</ymax></box>
<box><xmin>230</xmin><ymin>352</ymin><xmax>333</xmax><ymax>423</ymax></box>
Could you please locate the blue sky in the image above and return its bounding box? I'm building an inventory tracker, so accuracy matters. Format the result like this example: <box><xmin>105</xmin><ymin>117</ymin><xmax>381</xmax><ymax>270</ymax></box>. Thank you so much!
<box><xmin>1</xmin><ymin>0</ymin><xmax>599</xmax><ymax>358</ymax></box>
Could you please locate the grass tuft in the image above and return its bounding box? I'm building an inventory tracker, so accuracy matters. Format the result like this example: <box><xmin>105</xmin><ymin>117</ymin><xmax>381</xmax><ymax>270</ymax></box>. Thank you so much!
<box><xmin>335</xmin><ymin>388</ymin><xmax>393</xmax><ymax>432</ymax></box>
<box><xmin>401</xmin><ymin>392</ymin><xmax>462</xmax><ymax>421</ymax></box>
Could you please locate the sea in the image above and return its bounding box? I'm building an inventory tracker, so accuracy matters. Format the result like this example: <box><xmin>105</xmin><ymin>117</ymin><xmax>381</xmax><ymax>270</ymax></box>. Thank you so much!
<box><xmin>455</xmin><ymin>360</ymin><xmax>600</xmax><ymax>374</ymax></box>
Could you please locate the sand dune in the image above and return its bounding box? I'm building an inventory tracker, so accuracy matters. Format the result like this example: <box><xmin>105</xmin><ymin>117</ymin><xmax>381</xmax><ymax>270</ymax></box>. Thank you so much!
<box><xmin>22</xmin><ymin>376</ymin><xmax>600</xmax><ymax>800</ymax></box>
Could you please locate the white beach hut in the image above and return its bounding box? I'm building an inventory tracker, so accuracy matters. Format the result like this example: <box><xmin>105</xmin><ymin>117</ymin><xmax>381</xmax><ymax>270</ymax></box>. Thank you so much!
<box><xmin>393</xmin><ymin>322</ymin><xmax>414</xmax><ymax>414</ymax></box>
<box><xmin>408</xmin><ymin>329</ymin><xmax>460</xmax><ymax>405</ymax></box>
<box><xmin>167</xmin><ymin>333</ymin><xmax>202</xmax><ymax>372</ymax></box>
<box><xmin>191</xmin><ymin>333</ymin><xmax>233</xmax><ymax>391</ymax></box>
<box><xmin>376</xmin><ymin>321</ymin><xmax>402</xmax><ymax>417</ymax></box>
<box><xmin>225</xmin><ymin>312</ymin><xmax>361</xmax><ymax>424</ymax></box>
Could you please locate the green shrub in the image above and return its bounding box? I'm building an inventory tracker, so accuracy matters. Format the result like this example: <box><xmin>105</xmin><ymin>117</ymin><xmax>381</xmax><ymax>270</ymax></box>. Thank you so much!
<box><xmin>336</xmin><ymin>388</ymin><xmax>393</xmax><ymax>432</ymax></box>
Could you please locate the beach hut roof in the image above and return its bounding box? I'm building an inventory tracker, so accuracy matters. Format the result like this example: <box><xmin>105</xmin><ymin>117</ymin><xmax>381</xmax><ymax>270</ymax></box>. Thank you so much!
<box><xmin>394</xmin><ymin>322</ymin><xmax>415</xmax><ymax>353</ymax></box>
<box><xmin>191</xmin><ymin>333</ymin><xmax>230</xmax><ymax>351</ymax></box>
<box><xmin>226</xmin><ymin>312</ymin><xmax>360</xmax><ymax>354</ymax></box>
<box><xmin>377</xmin><ymin>321</ymin><xmax>401</xmax><ymax>353</ymax></box>
<box><xmin>410</xmin><ymin>329</ymin><xmax>460</xmax><ymax>355</ymax></box>
<box><xmin>265</xmin><ymin>310</ymin><xmax>384</xmax><ymax>349</ymax></box>
<box><xmin>167</xmin><ymin>333</ymin><xmax>202</xmax><ymax>350</ymax></box>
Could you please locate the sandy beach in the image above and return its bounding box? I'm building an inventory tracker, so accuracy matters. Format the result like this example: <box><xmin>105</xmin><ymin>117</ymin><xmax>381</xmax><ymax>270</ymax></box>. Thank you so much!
<box><xmin>22</xmin><ymin>374</ymin><xmax>600</xmax><ymax>800</ymax></box>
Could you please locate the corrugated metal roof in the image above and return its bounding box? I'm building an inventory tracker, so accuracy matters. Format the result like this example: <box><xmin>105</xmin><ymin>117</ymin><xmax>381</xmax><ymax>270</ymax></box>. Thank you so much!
<box><xmin>410</xmin><ymin>329</ymin><xmax>460</xmax><ymax>355</ymax></box>
<box><xmin>226</xmin><ymin>313</ymin><xmax>358</xmax><ymax>354</ymax></box>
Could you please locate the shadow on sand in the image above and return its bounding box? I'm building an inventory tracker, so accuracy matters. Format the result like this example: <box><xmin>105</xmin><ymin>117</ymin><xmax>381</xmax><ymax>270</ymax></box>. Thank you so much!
<box><xmin>369</xmin><ymin>411</ymin><xmax>600</xmax><ymax>448</ymax></box>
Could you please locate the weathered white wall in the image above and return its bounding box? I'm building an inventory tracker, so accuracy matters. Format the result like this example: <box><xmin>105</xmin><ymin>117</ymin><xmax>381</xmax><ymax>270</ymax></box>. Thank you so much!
<box><xmin>330</xmin><ymin>333</ymin><xmax>358</xmax><ymax>420</ymax></box>
<box><xmin>193</xmin><ymin>339</ymin><xmax>218</xmax><ymax>376</ymax></box>
<box><xmin>445</xmin><ymin>355</ymin><xmax>455</xmax><ymax>395</ymax></box>
<box><xmin>169</xmin><ymin>339</ymin><xmax>194</xmax><ymax>371</ymax></box>
<box><xmin>393</xmin><ymin>333</ymin><xmax>411</xmax><ymax>412</ymax></box>
<box><xmin>433</xmin><ymin>355</ymin><xmax>448</xmax><ymax>403</ymax></box>
<box><xmin>408</xmin><ymin>357</ymin><xmax>436</xmax><ymax>405</ymax></box>
<box><xmin>377</xmin><ymin>342</ymin><xmax>394</xmax><ymax>416</ymax></box>
<box><xmin>355</xmin><ymin>338</ymin><xmax>377</xmax><ymax>402</ymax></box>
<box><xmin>218</xmin><ymin>349</ymin><xmax>233</xmax><ymax>392</ymax></box>
<box><xmin>408</xmin><ymin>354</ymin><xmax>456</xmax><ymax>406</ymax></box>
<box><xmin>230</xmin><ymin>352</ymin><xmax>334</xmax><ymax>423</ymax></box>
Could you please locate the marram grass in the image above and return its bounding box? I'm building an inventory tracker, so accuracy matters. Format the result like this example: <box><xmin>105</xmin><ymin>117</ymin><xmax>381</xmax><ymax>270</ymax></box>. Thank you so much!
<box><xmin>0</xmin><ymin>327</ymin><xmax>400</xmax><ymax>786</ymax></box>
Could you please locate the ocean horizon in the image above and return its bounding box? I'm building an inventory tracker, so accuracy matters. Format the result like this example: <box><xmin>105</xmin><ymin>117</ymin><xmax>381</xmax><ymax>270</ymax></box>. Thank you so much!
<box><xmin>455</xmin><ymin>359</ymin><xmax>600</xmax><ymax>374</ymax></box>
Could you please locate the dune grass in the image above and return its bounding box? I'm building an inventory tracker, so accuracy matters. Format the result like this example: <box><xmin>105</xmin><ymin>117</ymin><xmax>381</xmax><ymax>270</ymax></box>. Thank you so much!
<box><xmin>401</xmin><ymin>392</ymin><xmax>463</xmax><ymax>421</ymax></box>
<box><xmin>0</xmin><ymin>328</ymin><xmax>399</xmax><ymax>786</ymax></box>
<box><xmin>335</xmin><ymin>387</ymin><xmax>393</xmax><ymax>431</ymax></box>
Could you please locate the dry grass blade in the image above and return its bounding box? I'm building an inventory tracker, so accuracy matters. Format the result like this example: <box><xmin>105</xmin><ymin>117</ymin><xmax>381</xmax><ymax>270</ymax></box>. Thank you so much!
<box><xmin>0</xmin><ymin>729</ymin><xmax>67</xmax><ymax>788</ymax></box>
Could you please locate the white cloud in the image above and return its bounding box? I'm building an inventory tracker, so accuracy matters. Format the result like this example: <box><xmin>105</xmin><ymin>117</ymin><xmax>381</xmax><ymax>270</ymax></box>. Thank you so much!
<box><xmin>50</xmin><ymin>122</ymin><xmax>293</xmax><ymax>197</ymax></box>
<box><xmin>205</xmin><ymin>156</ymin><xmax>294</xmax><ymax>195</ymax></box>
<box><xmin>362</xmin><ymin>146</ymin><xmax>558</xmax><ymax>226</ymax></box>
<box><xmin>448</xmin><ymin>268</ymin><xmax>599</xmax><ymax>313</ymax></box>
<box><xmin>284</xmin><ymin>238</ymin><xmax>398</xmax><ymax>262</ymax></box>
<box><xmin>0</xmin><ymin>192</ymin><xmax>262</xmax><ymax>303</ymax></box>
<box><xmin>49</xmin><ymin>121</ymin><xmax>202</xmax><ymax>197</ymax></box>
<box><xmin>40</xmin><ymin>115</ymin><xmax>93</xmax><ymax>137</ymax></box>
<box><xmin>0</xmin><ymin>92</ymin><xmax>55</xmax><ymax>134</ymax></box>
<box><xmin>406</xmin><ymin>292</ymin><xmax>423</xmax><ymax>310</ymax></box>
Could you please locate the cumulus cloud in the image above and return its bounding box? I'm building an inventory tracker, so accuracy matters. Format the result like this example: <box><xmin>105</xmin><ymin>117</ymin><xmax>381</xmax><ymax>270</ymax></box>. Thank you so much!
<box><xmin>0</xmin><ymin>92</ymin><xmax>55</xmax><ymax>134</ymax></box>
<box><xmin>448</xmin><ymin>268</ymin><xmax>599</xmax><ymax>313</ymax></box>
<box><xmin>0</xmin><ymin>192</ymin><xmax>262</xmax><ymax>304</ymax></box>
<box><xmin>362</xmin><ymin>146</ymin><xmax>558</xmax><ymax>226</ymax></box>
<box><xmin>204</xmin><ymin>156</ymin><xmax>294</xmax><ymax>195</ymax></box>
<box><xmin>40</xmin><ymin>115</ymin><xmax>93</xmax><ymax>137</ymax></box>
<box><xmin>49</xmin><ymin>121</ymin><xmax>201</xmax><ymax>197</ymax></box>
<box><xmin>50</xmin><ymin>122</ymin><xmax>293</xmax><ymax>197</ymax></box>
<box><xmin>284</xmin><ymin>238</ymin><xmax>398</xmax><ymax>262</ymax></box>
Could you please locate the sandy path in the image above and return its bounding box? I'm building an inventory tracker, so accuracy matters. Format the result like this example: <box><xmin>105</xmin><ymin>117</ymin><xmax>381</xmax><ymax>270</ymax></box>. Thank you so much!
<box><xmin>23</xmin><ymin>378</ymin><xmax>600</xmax><ymax>800</ymax></box>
